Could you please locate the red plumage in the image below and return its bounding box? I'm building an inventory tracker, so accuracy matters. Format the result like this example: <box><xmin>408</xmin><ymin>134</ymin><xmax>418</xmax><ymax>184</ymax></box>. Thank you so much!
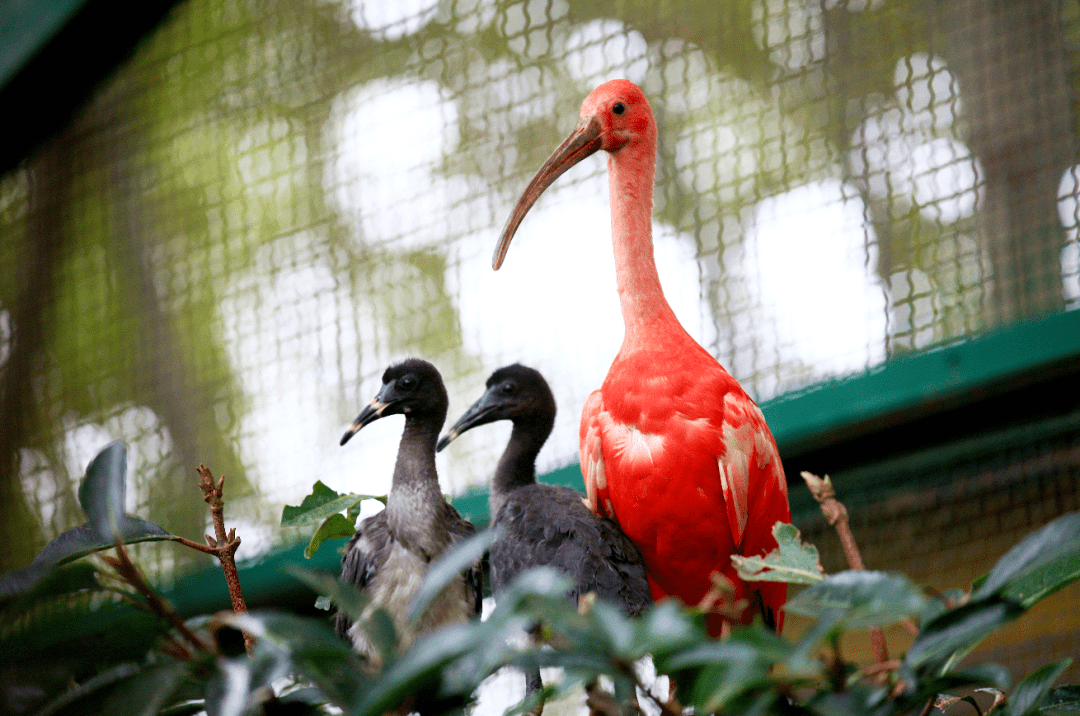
<box><xmin>495</xmin><ymin>79</ymin><xmax>791</xmax><ymax>636</ymax></box>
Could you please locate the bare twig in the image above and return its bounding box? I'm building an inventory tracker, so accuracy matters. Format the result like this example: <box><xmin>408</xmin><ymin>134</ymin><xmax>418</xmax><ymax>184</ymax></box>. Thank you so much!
<box><xmin>102</xmin><ymin>541</ymin><xmax>211</xmax><ymax>654</ymax></box>
<box><xmin>801</xmin><ymin>472</ymin><xmax>890</xmax><ymax>668</ymax></box>
<box><xmin>695</xmin><ymin>571</ymin><xmax>749</xmax><ymax>628</ymax></box>
<box><xmin>187</xmin><ymin>465</ymin><xmax>254</xmax><ymax>652</ymax></box>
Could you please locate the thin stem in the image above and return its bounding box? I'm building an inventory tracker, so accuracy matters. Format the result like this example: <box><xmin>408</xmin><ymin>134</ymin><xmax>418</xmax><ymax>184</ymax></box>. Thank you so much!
<box><xmin>193</xmin><ymin>465</ymin><xmax>253</xmax><ymax>653</ymax></box>
<box><xmin>102</xmin><ymin>541</ymin><xmax>211</xmax><ymax>654</ymax></box>
<box><xmin>801</xmin><ymin>472</ymin><xmax>890</xmax><ymax>667</ymax></box>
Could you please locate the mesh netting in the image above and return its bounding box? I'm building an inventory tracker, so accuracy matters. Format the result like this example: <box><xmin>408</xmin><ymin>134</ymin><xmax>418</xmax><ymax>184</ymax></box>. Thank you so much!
<box><xmin>1</xmin><ymin>0</ymin><xmax>1078</xmax><ymax>581</ymax></box>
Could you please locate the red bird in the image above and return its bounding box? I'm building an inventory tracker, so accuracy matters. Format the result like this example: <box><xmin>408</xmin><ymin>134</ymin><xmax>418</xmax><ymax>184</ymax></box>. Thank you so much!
<box><xmin>493</xmin><ymin>79</ymin><xmax>791</xmax><ymax>636</ymax></box>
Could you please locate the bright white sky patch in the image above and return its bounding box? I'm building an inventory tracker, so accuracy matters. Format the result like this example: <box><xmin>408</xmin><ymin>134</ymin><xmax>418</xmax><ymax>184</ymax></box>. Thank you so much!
<box><xmin>326</xmin><ymin>79</ymin><xmax>491</xmax><ymax>252</ymax></box>
<box><xmin>1058</xmin><ymin>165</ymin><xmax>1080</xmax><ymax>304</ymax></box>
<box><xmin>733</xmin><ymin>180</ymin><xmax>886</xmax><ymax>394</ymax></box>
<box><xmin>562</xmin><ymin>19</ymin><xmax>648</xmax><ymax>87</ymax></box>
<box><xmin>345</xmin><ymin>0</ymin><xmax>439</xmax><ymax>40</ymax></box>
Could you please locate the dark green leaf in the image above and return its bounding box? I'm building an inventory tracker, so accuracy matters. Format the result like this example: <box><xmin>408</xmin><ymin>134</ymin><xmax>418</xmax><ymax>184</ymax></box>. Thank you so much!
<box><xmin>974</xmin><ymin>512</ymin><xmax>1080</xmax><ymax>605</ymax></box>
<box><xmin>631</xmin><ymin>599</ymin><xmax>707</xmax><ymax>658</ymax></box>
<box><xmin>488</xmin><ymin>566</ymin><xmax>576</xmax><ymax>614</ymax></box>
<box><xmin>33</xmin><ymin>662</ymin><xmax>143</xmax><ymax>716</ymax></box>
<box><xmin>205</xmin><ymin>657</ymin><xmax>255</xmax><ymax>716</ymax></box>
<box><xmin>79</xmin><ymin>441</ymin><xmax>128</xmax><ymax>542</ymax></box>
<box><xmin>304</xmin><ymin>513</ymin><xmax>356</xmax><ymax>558</ymax></box>
<box><xmin>784</xmin><ymin>571</ymin><xmax>927</xmax><ymax>629</ymax></box>
<box><xmin>281</xmin><ymin>481</ymin><xmax>374</xmax><ymax>527</ymax></box>
<box><xmin>1</xmin><ymin>519</ymin><xmax>176</xmax><ymax>598</ymax></box>
<box><xmin>407</xmin><ymin>528</ymin><xmax>497</xmax><ymax>622</ymax></box>
<box><xmin>591</xmin><ymin>598</ymin><xmax>634</xmax><ymax>656</ymax></box>
<box><xmin>665</xmin><ymin>641</ymin><xmax>769</xmax><ymax>712</ymax></box>
<box><xmin>1039</xmin><ymin>685</ymin><xmax>1080</xmax><ymax>714</ymax></box>
<box><xmin>733</xmin><ymin>522</ymin><xmax>825</xmax><ymax>585</ymax></box>
<box><xmin>1002</xmin><ymin>660</ymin><xmax>1073</xmax><ymax>716</ymax></box>
<box><xmin>158</xmin><ymin>700</ymin><xmax>207</xmax><ymax>716</ymax></box>
<box><xmin>905</xmin><ymin>599</ymin><xmax>1024</xmax><ymax>672</ymax></box>
<box><xmin>224</xmin><ymin>611</ymin><xmax>366</xmax><ymax>709</ymax></box>
<box><xmin>913</xmin><ymin>662</ymin><xmax>1013</xmax><ymax>700</ymax></box>
<box><xmin>99</xmin><ymin>660</ymin><xmax>191</xmax><ymax>716</ymax></box>
<box><xmin>352</xmin><ymin>623</ymin><xmax>482</xmax><ymax>715</ymax></box>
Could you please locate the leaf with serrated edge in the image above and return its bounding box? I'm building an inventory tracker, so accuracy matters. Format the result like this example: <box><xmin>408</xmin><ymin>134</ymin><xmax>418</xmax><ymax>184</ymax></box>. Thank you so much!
<box><xmin>281</xmin><ymin>481</ymin><xmax>378</xmax><ymax>528</ymax></box>
<box><xmin>733</xmin><ymin>522</ymin><xmax>825</xmax><ymax>585</ymax></box>
<box><xmin>304</xmin><ymin>513</ymin><xmax>356</xmax><ymax>559</ymax></box>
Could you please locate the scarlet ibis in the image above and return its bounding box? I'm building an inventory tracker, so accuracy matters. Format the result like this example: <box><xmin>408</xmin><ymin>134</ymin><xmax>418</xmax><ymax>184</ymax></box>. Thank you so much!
<box><xmin>337</xmin><ymin>359</ymin><xmax>482</xmax><ymax>663</ymax></box>
<box><xmin>437</xmin><ymin>364</ymin><xmax>652</xmax><ymax>697</ymax></box>
<box><xmin>493</xmin><ymin>80</ymin><xmax>791</xmax><ymax>635</ymax></box>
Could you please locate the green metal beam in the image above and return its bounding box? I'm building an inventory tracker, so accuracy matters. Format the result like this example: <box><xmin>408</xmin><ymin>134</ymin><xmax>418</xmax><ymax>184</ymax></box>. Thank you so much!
<box><xmin>764</xmin><ymin>309</ymin><xmax>1080</xmax><ymax>457</ymax></box>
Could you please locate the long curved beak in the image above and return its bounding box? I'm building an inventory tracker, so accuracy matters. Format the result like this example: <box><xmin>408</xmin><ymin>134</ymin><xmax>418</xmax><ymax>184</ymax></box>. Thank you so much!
<box><xmin>492</xmin><ymin>116</ymin><xmax>604</xmax><ymax>270</ymax></box>
<box><xmin>436</xmin><ymin>393</ymin><xmax>503</xmax><ymax>452</ymax></box>
<box><xmin>340</xmin><ymin>398</ymin><xmax>391</xmax><ymax>446</ymax></box>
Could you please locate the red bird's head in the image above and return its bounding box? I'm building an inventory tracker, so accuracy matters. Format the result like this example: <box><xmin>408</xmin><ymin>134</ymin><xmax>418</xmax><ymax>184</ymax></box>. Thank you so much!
<box><xmin>578</xmin><ymin>79</ymin><xmax>656</xmax><ymax>154</ymax></box>
<box><xmin>493</xmin><ymin>79</ymin><xmax>657</xmax><ymax>270</ymax></box>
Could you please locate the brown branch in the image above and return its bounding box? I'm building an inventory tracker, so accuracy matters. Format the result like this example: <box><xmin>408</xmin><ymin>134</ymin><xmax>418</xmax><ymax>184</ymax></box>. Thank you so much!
<box><xmin>102</xmin><ymin>541</ymin><xmax>211</xmax><ymax>654</ymax></box>
<box><xmin>801</xmin><ymin>472</ymin><xmax>890</xmax><ymax>667</ymax></box>
<box><xmin>191</xmin><ymin>465</ymin><xmax>254</xmax><ymax>653</ymax></box>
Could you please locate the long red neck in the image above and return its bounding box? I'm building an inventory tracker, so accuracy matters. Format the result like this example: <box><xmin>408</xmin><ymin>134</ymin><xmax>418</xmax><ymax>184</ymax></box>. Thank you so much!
<box><xmin>607</xmin><ymin>142</ymin><xmax>682</xmax><ymax>352</ymax></box>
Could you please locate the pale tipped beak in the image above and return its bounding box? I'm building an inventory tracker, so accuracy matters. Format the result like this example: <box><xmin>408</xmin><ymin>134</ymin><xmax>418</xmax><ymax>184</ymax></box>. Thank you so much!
<box><xmin>492</xmin><ymin>116</ymin><xmax>604</xmax><ymax>270</ymax></box>
<box><xmin>340</xmin><ymin>399</ymin><xmax>390</xmax><ymax>446</ymax></box>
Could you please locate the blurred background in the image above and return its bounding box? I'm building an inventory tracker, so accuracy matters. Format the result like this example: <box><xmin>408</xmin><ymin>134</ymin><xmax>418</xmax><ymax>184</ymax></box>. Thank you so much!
<box><xmin>1</xmin><ymin>0</ymin><xmax>1079</xmax><ymax>686</ymax></box>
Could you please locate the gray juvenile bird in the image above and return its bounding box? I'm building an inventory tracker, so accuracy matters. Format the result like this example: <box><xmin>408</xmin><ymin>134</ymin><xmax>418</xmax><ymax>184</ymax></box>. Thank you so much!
<box><xmin>337</xmin><ymin>359</ymin><xmax>482</xmax><ymax>665</ymax></box>
<box><xmin>438</xmin><ymin>364</ymin><xmax>651</xmax><ymax>699</ymax></box>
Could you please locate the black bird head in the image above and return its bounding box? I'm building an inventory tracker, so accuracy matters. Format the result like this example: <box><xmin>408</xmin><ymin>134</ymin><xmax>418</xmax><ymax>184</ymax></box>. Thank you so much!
<box><xmin>437</xmin><ymin>364</ymin><xmax>555</xmax><ymax>452</ymax></box>
<box><xmin>341</xmin><ymin>359</ymin><xmax>448</xmax><ymax>446</ymax></box>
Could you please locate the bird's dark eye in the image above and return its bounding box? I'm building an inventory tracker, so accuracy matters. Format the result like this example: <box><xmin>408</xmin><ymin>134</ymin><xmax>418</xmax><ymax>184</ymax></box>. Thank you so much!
<box><xmin>500</xmin><ymin>383</ymin><xmax>515</xmax><ymax>395</ymax></box>
<box><xmin>399</xmin><ymin>376</ymin><xmax>416</xmax><ymax>389</ymax></box>
<box><xmin>612</xmin><ymin>102</ymin><xmax>625</xmax><ymax>115</ymax></box>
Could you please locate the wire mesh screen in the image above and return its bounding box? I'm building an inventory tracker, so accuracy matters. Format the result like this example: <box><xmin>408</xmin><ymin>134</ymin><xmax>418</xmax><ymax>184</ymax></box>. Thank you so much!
<box><xmin>1</xmin><ymin>0</ymin><xmax>1079</xmax><ymax>580</ymax></box>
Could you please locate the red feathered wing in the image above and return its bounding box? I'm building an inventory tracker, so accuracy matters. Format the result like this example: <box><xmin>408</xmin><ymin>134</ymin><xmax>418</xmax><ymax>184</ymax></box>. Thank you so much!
<box><xmin>580</xmin><ymin>343</ymin><xmax>790</xmax><ymax>635</ymax></box>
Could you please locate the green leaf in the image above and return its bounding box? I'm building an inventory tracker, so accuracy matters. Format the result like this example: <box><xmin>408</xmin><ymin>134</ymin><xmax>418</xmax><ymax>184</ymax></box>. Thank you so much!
<box><xmin>1002</xmin><ymin>659</ymin><xmax>1074</xmax><ymax>716</ymax></box>
<box><xmin>974</xmin><ymin>512</ymin><xmax>1080</xmax><ymax>606</ymax></box>
<box><xmin>285</xmin><ymin>565</ymin><xmax>370</xmax><ymax>623</ymax></box>
<box><xmin>905</xmin><ymin>599</ymin><xmax>1024</xmax><ymax>672</ymax></box>
<box><xmin>591</xmin><ymin>598</ymin><xmax>635</xmax><ymax>656</ymax></box>
<box><xmin>631</xmin><ymin>599</ymin><xmax>707</xmax><ymax>658</ymax></box>
<box><xmin>33</xmin><ymin>662</ymin><xmax>143</xmax><ymax>716</ymax></box>
<box><xmin>304</xmin><ymin>513</ymin><xmax>356</xmax><ymax>559</ymax></box>
<box><xmin>99</xmin><ymin>660</ymin><xmax>191</xmax><ymax>716</ymax></box>
<box><xmin>663</xmin><ymin>641</ymin><xmax>770</xmax><ymax>712</ymax></box>
<box><xmin>281</xmin><ymin>481</ymin><xmax>375</xmax><ymax>528</ymax></box>
<box><xmin>784</xmin><ymin>571</ymin><xmax>928</xmax><ymax>629</ymax></box>
<box><xmin>79</xmin><ymin>441</ymin><xmax>129</xmax><ymax>542</ymax></box>
<box><xmin>225</xmin><ymin>611</ymin><xmax>366</xmax><ymax>709</ymax></box>
<box><xmin>0</xmin><ymin>518</ymin><xmax>176</xmax><ymax>598</ymax></box>
<box><xmin>407</xmin><ymin>528</ymin><xmax>497</xmax><ymax>623</ymax></box>
<box><xmin>352</xmin><ymin>623</ymin><xmax>483</xmax><ymax>715</ymax></box>
<box><xmin>1039</xmin><ymin>685</ymin><xmax>1080</xmax><ymax>714</ymax></box>
<box><xmin>732</xmin><ymin>522</ymin><xmax>825</xmax><ymax>585</ymax></box>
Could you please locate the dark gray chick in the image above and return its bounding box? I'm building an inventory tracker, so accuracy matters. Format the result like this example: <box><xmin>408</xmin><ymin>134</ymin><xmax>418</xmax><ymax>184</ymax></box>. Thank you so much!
<box><xmin>337</xmin><ymin>358</ymin><xmax>482</xmax><ymax>665</ymax></box>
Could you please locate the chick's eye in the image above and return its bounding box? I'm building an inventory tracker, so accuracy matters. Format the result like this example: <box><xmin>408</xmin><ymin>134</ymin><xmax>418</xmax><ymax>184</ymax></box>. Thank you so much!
<box><xmin>399</xmin><ymin>376</ymin><xmax>416</xmax><ymax>389</ymax></box>
<box><xmin>500</xmin><ymin>383</ymin><xmax>515</xmax><ymax>395</ymax></box>
<box><xmin>612</xmin><ymin>102</ymin><xmax>625</xmax><ymax>115</ymax></box>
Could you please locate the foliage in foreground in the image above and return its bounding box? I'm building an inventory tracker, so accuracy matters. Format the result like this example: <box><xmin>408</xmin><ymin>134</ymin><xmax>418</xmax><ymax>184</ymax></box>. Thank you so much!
<box><xmin>1</xmin><ymin>444</ymin><xmax>1079</xmax><ymax>716</ymax></box>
